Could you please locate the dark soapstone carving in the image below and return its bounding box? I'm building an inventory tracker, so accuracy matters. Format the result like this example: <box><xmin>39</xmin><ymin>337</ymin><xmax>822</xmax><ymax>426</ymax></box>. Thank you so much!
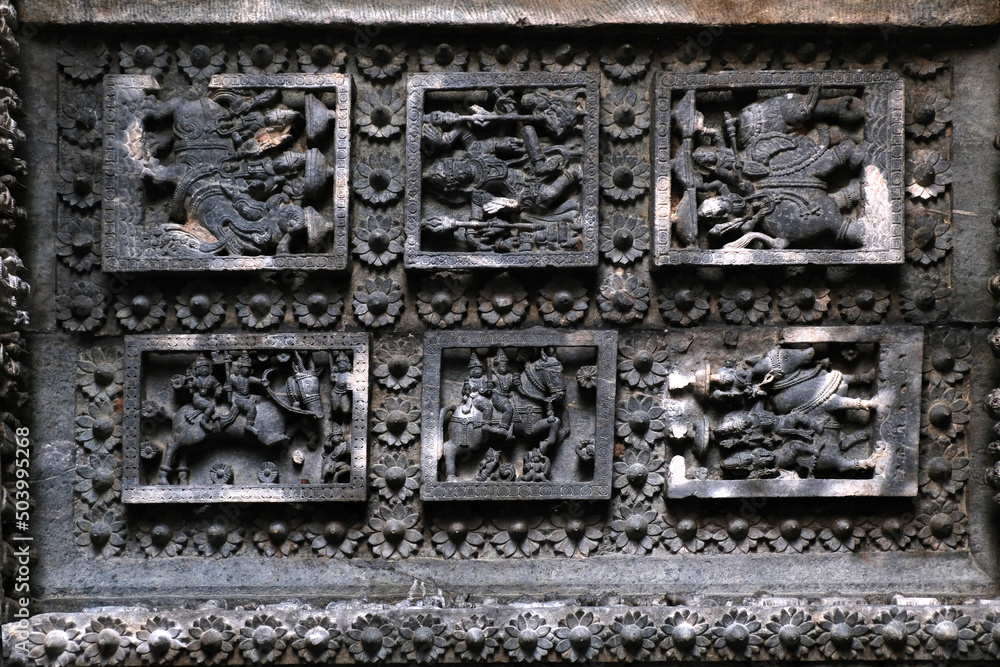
<box><xmin>405</xmin><ymin>72</ymin><xmax>600</xmax><ymax>269</ymax></box>
<box><xmin>122</xmin><ymin>333</ymin><xmax>368</xmax><ymax>502</ymax></box>
<box><xmin>103</xmin><ymin>73</ymin><xmax>351</xmax><ymax>272</ymax></box>
<box><xmin>665</xmin><ymin>326</ymin><xmax>922</xmax><ymax>498</ymax></box>
<box><xmin>654</xmin><ymin>70</ymin><xmax>904</xmax><ymax>265</ymax></box>
<box><xmin>421</xmin><ymin>329</ymin><xmax>616</xmax><ymax>500</ymax></box>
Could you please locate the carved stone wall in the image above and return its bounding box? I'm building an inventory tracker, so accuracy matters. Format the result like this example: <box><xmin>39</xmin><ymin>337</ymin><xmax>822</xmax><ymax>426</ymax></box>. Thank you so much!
<box><xmin>2</xmin><ymin>4</ymin><xmax>1000</xmax><ymax>666</ymax></box>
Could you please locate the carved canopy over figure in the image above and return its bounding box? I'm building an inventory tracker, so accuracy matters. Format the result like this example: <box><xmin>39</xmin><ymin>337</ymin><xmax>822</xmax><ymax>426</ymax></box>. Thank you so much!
<box><xmin>420</xmin><ymin>86</ymin><xmax>586</xmax><ymax>253</ymax></box>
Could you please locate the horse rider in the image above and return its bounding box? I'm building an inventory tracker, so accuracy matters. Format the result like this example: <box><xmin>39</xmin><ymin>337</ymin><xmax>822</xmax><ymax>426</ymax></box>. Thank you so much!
<box><xmin>490</xmin><ymin>349</ymin><xmax>517</xmax><ymax>439</ymax></box>
<box><xmin>223</xmin><ymin>351</ymin><xmax>266</xmax><ymax>436</ymax></box>
<box><xmin>181</xmin><ymin>354</ymin><xmax>221</xmax><ymax>432</ymax></box>
<box><xmin>462</xmin><ymin>353</ymin><xmax>495</xmax><ymax>429</ymax></box>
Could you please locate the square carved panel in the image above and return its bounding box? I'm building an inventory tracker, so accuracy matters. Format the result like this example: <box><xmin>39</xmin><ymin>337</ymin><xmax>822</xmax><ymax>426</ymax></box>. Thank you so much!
<box><xmin>653</xmin><ymin>70</ymin><xmax>904</xmax><ymax>265</ymax></box>
<box><xmin>420</xmin><ymin>329</ymin><xmax>617</xmax><ymax>500</ymax></box>
<box><xmin>404</xmin><ymin>72</ymin><xmax>600</xmax><ymax>269</ymax></box>
<box><xmin>102</xmin><ymin>73</ymin><xmax>351</xmax><ymax>271</ymax></box>
<box><xmin>121</xmin><ymin>333</ymin><xmax>368</xmax><ymax>502</ymax></box>
<box><xmin>665</xmin><ymin>325</ymin><xmax>922</xmax><ymax>498</ymax></box>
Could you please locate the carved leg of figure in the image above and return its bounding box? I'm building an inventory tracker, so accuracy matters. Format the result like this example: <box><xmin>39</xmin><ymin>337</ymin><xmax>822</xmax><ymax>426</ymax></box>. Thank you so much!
<box><xmin>723</xmin><ymin>232</ymin><xmax>788</xmax><ymax>250</ymax></box>
<box><xmin>443</xmin><ymin>438</ymin><xmax>459</xmax><ymax>481</ymax></box>
<box><xmin>158</xmin><ymin>464</ymin><xmax>172</xmax><ymax>485</ymax></box>
<box><xmin>539</xmin><ymin>415</ymin><xmax>561</xmax><ymax>454</ymax></box>
<box><xmin>245</xmin><ymin>402</ymin><xmax>258</xmax><ymax>436</ymax></box>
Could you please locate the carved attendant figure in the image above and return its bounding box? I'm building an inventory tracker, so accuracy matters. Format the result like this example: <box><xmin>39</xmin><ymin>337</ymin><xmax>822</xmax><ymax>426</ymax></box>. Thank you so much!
<box><xmin>330</xmin><ymin>351</ymin><xmax>352</xmax><ymax>419</ymax></box>
<box><xmin>490</xmin><ymin>348</ymin><xmax>516</xmax><ymax>439</ymax></box>
<box><xmin>463</xmin><ymin>353</ymin><xmax>494</xmax><ymax>429</ymax></box>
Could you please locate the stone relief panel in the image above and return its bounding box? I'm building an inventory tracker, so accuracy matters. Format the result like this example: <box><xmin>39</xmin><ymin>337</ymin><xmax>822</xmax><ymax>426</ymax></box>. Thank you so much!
<box><xmin>43</xmin><ymin>34</ymin><xmax>968</xmax><ymax>566</ymax></box>
<box><xmin>421</xmin><ymin>329</ymin><xmax>617</xmax><ymax>499</ymax></box>
<box><xmin>662</xmin><ymin>326</ymin><xmax>922</xmax><ymax>498</ymax></box>
<box><xmin>121</xmin><ymin>333</ymin><xmax>368</xmax><ymax>502</ymax></box>
<box><xmin>41</xmin><ymin>34</ymin><xmax>969</xmax><ymax>570</ymax></box>
<box><xmin>102</xmin><ymin>73</ymin><xmax>351</xmax><ymax>272</ymax></box>
<box><xmin>6</xmin><ymin>33</ymin><xmax>981</xmax><ymax>658</ymax></box>
<box><xmin>404</xmin><ymin>72</ymin><xmax>600</xmax><ymax>269</ymax></box>
<box><xmin>654</xmin><ymin>71</ymin><xmax>904</xmax><ymax>265</ymax></box>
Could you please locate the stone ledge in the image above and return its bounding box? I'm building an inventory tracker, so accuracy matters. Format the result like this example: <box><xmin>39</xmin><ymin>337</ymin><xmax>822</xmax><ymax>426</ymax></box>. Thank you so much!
<box><xmin>17</xmin><ymin>0</ymin><xmax>1000</xmax><ymax>28</ymax></box>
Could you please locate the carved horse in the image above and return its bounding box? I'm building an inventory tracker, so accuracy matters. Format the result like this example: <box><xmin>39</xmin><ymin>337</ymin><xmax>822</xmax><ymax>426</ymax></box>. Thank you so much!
<box><xmin>143</xmin><ymin>355</ymin><xmax>324</xmax><ymax>485</ymax></box>
<box><xmin>439</xmin><ymin>350</ymin><xmax>567</xmax><ymax>481</ymax></box>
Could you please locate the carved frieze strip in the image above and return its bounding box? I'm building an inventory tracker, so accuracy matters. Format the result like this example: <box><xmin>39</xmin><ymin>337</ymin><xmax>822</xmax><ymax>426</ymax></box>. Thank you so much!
<box><xmin>6</xmin><ymin>600</ymin><xmax>1000</xmax><ymax>665</ymax></box>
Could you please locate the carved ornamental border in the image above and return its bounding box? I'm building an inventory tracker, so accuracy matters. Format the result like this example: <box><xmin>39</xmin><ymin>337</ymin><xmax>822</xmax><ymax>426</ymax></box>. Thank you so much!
<box><xmin>653</xmin><ymin>70</ymin><xmax>905</xmax><ymax>266</ymax></box>
<box><xmin>102</xmin><ymin>73</ymin><xmax>352</xmax><ymax>272</ymax></box>
<box><xmin>7</xmin><ymin>599</ymin><xmax>1000</xmax><ymax>665</ymax></box>
<box><xmin>121</xmin><ymin>333</ymin><xmax>369</xmax><ymax>503</ymax></box>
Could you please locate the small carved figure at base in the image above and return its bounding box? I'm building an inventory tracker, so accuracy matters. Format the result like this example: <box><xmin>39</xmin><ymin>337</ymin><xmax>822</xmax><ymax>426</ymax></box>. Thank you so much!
<box><xmin>520</xmin><ymin>449</ymin><xmax>551</xmax><ymax>481</ymax></box>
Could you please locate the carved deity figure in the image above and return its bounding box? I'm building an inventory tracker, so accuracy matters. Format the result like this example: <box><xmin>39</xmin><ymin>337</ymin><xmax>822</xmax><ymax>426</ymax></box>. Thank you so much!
<box><xmin>221</xmin><ymin>351</ymin><xmax>266</xmax><ymax>436</ymax></box>
<box><xmin>321</xmin><ymin>423</ymin><xmax>350</xmax><ymax>483</ymax></box>
<box><xmin>462</xmin><ymin>353</ymin><xmax>495</xmax><ymax>428</ymax></box>
<box><xmin>330</xmin><ymin>352</ymin><xmax>352</xmax><ymax>419</ymax></box>
<box><xmin>175</xmin><ymin>354</ymin><xmax>221</xmax><ymax>432</ymax></box>
<box><xmin>490</xmin><ymin>348</ymin><xmax>516</xmax><ymax>439</ymax></box>
<box><xmin>420</xmin><ymin>86</ymin><xmax>585</xmax><ymax>253</ymax></box>
<box><xmin>520</xmin><ymin>449</ymin><xmax>551</xmax><ymax>481</ymax></box>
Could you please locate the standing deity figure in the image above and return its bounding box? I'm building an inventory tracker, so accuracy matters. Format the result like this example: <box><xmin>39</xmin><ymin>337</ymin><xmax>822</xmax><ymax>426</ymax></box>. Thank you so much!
<box><xmin>330</xmin><ymin>351</ymin><xmax>352</xmax><ymax>419</ymax></box>
<box><xmin>490</xmin><ymin>349</ymin><xmax>516</xmax><ymax>439</ymax></box>
<box><xmin>222</xmin><ymin>351</ymin><xmax>266</xmax><ymax>436</ymax></box>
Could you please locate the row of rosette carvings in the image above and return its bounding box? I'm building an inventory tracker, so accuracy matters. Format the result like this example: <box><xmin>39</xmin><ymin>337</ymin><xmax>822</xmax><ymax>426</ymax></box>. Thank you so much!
<box><xmin>4</xmin><ymin>600</ymin><xmax>1000</xmax><ymax>665</ymax></box>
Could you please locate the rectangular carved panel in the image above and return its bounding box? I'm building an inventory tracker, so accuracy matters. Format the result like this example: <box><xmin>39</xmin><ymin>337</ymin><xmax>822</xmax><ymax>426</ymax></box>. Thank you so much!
<box><xmin>653</xmin><ymin>70</ymin><xmax>904</xmax><ymax>265</ymax></box>
<box><xmin>421</xmin><ymin>329</ymin><xmax>616</xmax><ymax>500</ymax></box>
<box><xmin>121</xmin><ymin>333</ymin><xmax>368</xmax><ymax>502</ymax></box>
<box><xmin>665</xmin><ymin>326</ymin><xmax>922</xmax><ymax>498</ymax></box>
<box><xmin>102</xmin><ymin>73</ymin><xmax>351</xmax><ymax>272</ymax></box>
<box><xmin>404</xmin><ymin>72</ymin><xmax>600</xmax><ymax>269</ymax></box>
